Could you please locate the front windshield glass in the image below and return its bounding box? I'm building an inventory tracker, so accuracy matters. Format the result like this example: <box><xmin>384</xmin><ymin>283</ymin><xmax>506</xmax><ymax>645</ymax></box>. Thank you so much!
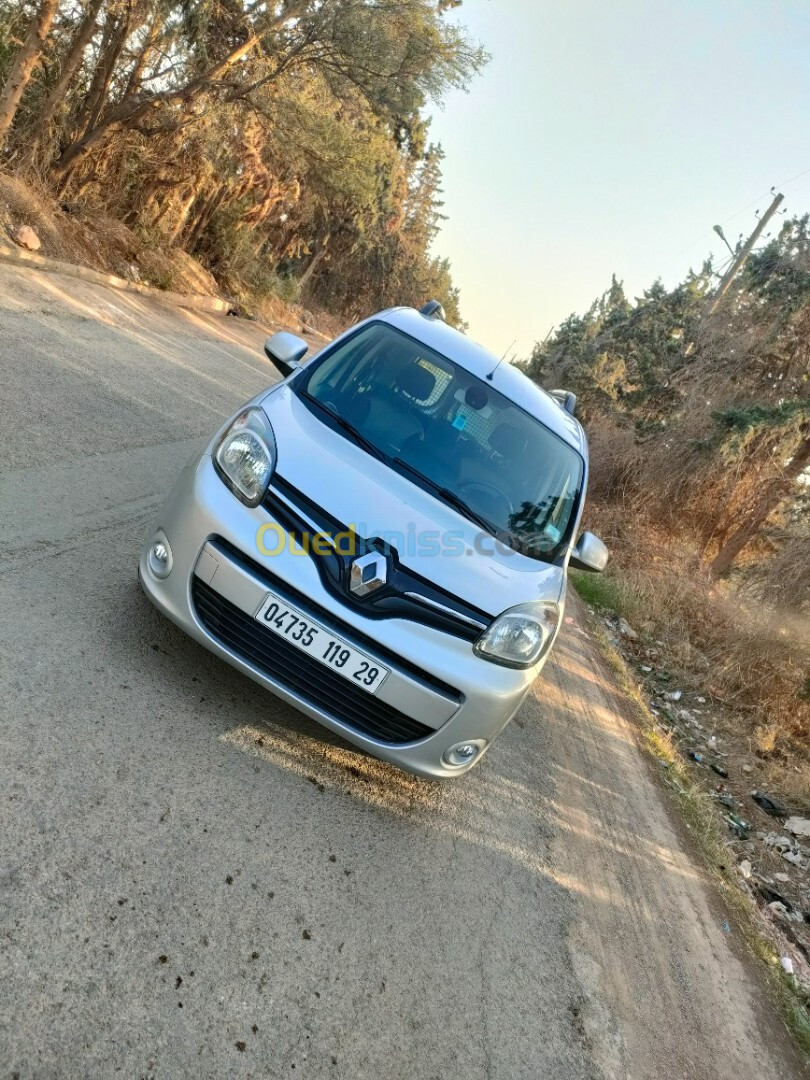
<box><xmin>299</xmin><ymin>322</ymin><xmax>583</xmax><ymax>563</ymax></box>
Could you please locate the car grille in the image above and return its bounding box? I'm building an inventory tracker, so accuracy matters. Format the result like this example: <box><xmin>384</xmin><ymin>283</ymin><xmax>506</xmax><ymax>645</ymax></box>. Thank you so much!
<box><xmin>262</xmin><ymin>475</ymin><xmax>491</xmax><ymax>642</ymax></box>
<box><xmin>192</xmin><ymin>578</ymin><xmax>436</xmax><ymax>745</ymax></box>
<box><xmin>209</xmin><ymin>536</ymin><xmax>462</xmax><ymax>699</ymax></box>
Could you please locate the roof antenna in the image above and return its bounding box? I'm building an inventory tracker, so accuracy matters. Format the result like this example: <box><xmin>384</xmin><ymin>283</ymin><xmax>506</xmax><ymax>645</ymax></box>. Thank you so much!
<box><xmin>486</xmin><ymin>339</ymin><xmax>515</xmax><ymax>381</ymax></box>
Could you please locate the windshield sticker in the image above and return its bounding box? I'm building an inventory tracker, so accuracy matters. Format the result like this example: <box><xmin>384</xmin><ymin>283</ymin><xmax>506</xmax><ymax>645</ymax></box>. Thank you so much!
<box><xmin>452</xmin><ymin>413</ymin><xmax>467</xmax><ymax>430</ymax></box>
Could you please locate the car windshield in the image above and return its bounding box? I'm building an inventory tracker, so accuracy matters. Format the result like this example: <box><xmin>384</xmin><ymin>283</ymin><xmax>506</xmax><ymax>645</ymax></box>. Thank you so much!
<box><xmin>298</xmin><ymin>322</ymin><xmax>583</xmax><ymax>563</ymax></box>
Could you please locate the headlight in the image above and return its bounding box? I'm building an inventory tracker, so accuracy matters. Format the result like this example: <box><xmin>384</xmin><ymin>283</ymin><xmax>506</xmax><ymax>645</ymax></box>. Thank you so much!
<box><xmin>214</xmin><ymin>407</ymin><xmax>276</xmax><ymax>506</ymax></box>
<box><xmin>474</xmin><ymin>602</ymin><xmax>560</xmax><ymax>668</ymax></box>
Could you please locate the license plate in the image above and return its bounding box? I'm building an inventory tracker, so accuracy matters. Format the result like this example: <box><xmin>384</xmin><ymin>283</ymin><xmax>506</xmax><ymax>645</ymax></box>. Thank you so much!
<box><xmin>254</xmin><ymin>591</ymin><xmax>389</xmax><ymax>694</ymax></box>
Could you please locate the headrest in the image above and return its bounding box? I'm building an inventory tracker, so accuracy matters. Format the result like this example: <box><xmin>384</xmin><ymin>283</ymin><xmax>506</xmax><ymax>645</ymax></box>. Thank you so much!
<box><xmin>398</xmin><ymin>363</ymin><xmax>435</xmax><ymax>402</ymax></box>
<box><xmin>489</xmin><ymin>423</ymin><xmax>527</xmax><ymax>458</ymax></box>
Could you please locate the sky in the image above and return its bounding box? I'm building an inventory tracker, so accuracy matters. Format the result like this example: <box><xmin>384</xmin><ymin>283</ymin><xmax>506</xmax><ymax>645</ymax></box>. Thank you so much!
<box><xmin>427</xmin><ymin>0</ymin><xmax>810</xmax><ymax>359</ymax></box>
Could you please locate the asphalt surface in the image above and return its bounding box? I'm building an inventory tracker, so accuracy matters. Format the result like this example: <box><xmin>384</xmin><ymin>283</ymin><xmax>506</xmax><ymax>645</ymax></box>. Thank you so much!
<box><xmin>0</xmin><ymin>265</ymin><xmax>804</xmax><ymax>1079</ymax></box>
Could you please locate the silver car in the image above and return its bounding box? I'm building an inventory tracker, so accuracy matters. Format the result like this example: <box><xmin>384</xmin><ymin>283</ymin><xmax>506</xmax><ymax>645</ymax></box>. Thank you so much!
<box><xmin>139</xmin><ymin>303</ymin><xmax>607</xmax><ymax>778</ymax></box>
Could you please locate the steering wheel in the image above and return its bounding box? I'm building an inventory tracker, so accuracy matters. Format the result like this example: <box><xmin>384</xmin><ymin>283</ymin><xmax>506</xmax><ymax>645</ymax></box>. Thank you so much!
<box><xmin>456</xmin><ymin>480</ymin><xmax>513</xmax><ymax>524</ymax></box>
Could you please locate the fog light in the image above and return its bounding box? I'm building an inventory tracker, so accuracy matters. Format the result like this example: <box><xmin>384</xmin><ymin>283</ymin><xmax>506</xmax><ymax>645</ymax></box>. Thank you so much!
<box><xmin>148</xmin><ymin>531</ymin><xmax>173</xmax><ymax>579</ymax></box>
<box><xmin>442</xmin><ymin>741</ymin><xmax>483</xmax><ymax>768</ymax></box>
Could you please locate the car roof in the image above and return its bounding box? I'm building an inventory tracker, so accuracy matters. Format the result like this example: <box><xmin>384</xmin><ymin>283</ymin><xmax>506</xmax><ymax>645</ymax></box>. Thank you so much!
<box><xmin>376</xmin><ymin>307</ymin><xmax>587</xmax><ymax>457</ymax></box>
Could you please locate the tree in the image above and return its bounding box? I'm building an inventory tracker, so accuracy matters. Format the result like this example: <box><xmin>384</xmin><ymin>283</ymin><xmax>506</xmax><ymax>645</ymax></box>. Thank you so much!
<box><xmin>0</xmin><ymin>0</ymin><xmax>482</xmax><ymax>328</ymax></box>
<box><xmin>704</xmin><ymin>405</ymin><xmax>810</xmax><ymax>578</ymax></box>
<box><xmin>0</xmin><ymin>0</ymin><xmax>60</xmax><ymax>147</ymax></box>
<box><xmin>47</xmin><ymin>0</ymin><xmax>485</xmax><ymax>185</ymax></box>
<box><xmin>26</xmin><ymin>0</ymin><xmax>105</xmax><ymax>152</ymax></box>
<box><xmin>707</xmin><ymin>428</ymin><xmax>810</xmax><ymax>578</ymax></box>
<box><xmin>522</xmin><ymin>224</ymin><xmax>810</xmax><ymax>596</ymax></box>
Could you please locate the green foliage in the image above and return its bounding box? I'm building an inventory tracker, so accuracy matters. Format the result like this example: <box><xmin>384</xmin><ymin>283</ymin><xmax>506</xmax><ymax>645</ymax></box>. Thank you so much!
<box><xmin>0</xmin><ymin>4</ymin><xmax>24</xmax><ymax>79</ymax></box>
<box><xmin>301</xmin><ymin>139</ymin><xmax>465</xmax><ymax>325</ymax></box>
<box><xmin>743</xmin><ymin>214</ymin><xmax>810</xmax><ymax>314</ymax></box>
<box><xmin>713</xmin><ymin>399</ymin><xmax>809</xmax><ymax>434</ymax></box>
<box><xmin>1</xmin><ymin>0</ymin><xmax>485</xmax><ymax>325</ymax></box>
<box><xmin>527</xmin><ymin>219</ymin><xmax>810</xmax><ymax>598</ymax></box>
<box><xmin>525</xmin><ymin>266</ymin><xmax>712</xmax><ymax>420</ymax></box>
<box><xmin>570</xmin><ymin>570</ymin><xmax>632</xmax><ymax>616</ymax></box>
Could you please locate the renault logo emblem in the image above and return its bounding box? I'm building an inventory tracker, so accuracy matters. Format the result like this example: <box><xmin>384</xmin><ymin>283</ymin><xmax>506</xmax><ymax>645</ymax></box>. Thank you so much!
<box><xmin>350</xmin><ymin>552</ymin><xmax>388</xmax><ymax>597</ymax></box>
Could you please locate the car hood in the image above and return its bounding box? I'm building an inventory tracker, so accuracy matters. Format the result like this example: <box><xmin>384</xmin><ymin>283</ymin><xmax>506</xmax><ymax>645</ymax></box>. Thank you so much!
<box><xmin>261</xmin><ymin>386</ymin><xmax>566</xmax><ymax>617</ymax></box>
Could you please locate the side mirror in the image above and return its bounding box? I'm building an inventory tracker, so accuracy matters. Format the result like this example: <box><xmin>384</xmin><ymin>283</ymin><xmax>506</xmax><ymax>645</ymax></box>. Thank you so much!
<box><xmin>570</xmin><ymin>531</ymin><xmax>609</xmax><ymax>573</ymax></box>
<box><xmin>550</xmin><ymin>389</ymin><xmax>577</xmax><ymax>416</ymax></box>
<box><xmin>264</xmin><ymin>331</ymin><xmax>308</xmax><ymax>377</ymax></box>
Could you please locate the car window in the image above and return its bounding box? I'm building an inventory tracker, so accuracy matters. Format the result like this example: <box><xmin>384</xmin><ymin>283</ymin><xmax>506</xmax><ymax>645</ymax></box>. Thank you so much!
<box><xmin>414</xmin><ymin>357</ymin><xmax>453</xmax><ymax>406</ymax></box>
<box><xmin>299</xmin><ymin>322</ymin><xmax>583</xmax><ymax>563</ymax></box>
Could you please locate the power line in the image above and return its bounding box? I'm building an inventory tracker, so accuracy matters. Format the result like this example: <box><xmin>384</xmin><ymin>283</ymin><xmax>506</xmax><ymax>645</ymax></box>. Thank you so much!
<box><xmin>532</xmin><ymin>243</ymin><xmax>755</xmax><ymax>354</ymax></box>
<box><xmin>773</xmin><ymin>165</ymin><xmax>810</xmax><ymax>190</ymax></box>
<box><xmin>709</xmin><ymin>192</ymin><xmax>785</xmax><ymax>314</ymax></box>
<box><xmin>658</xmin><ymin>166</ymin><xmax>810</xmax><ymax>272</ymax></box>
<box><xmin>535</xmin><ymin>179</ymin><xmax>806</xmax><ymax>353</ymax></box>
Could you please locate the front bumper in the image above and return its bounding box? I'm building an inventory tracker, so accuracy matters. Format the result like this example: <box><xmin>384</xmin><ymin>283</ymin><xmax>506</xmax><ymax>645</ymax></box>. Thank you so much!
<box><xmin>139</xmin><ymin>453</ymin><xmax>541</xmax><ymax>778</ymax></box>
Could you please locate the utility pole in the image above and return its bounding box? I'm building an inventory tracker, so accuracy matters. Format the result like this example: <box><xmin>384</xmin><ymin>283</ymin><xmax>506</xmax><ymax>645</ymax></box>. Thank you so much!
<box><xmin>708</xmin><ymin>192</ymin><xmax>784</xmax><ymax>313</ymax></box>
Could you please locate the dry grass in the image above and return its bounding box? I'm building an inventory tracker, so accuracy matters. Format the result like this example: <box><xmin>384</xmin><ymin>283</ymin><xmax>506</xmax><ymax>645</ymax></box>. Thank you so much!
<box><xmin>0</xmin><ymin>173</ymin><xmax>218</xmax><ymax>295</ymax></box>
<box><xmin>0</xmin><ymin>171</ymin><xmax>106</xmax><ymax>266</ymax></box>
<box><xmin>575</xmin><ymin>501</ymin><xmax>810</xmax><ymax>799</ymax></box>
<box><xmin>764</xmin><ymin>759</ymin><xmax>810</xmax><ymax>808</ymax></box>
<box><xmin>746</xmin><ymin>535</ymin><xmax>810</xmax><ymax>613</ymax></box>
<box><xmin>0</xmin><ymin>172</ymin><xmax>344</xmax><ymax>341</ymax></box>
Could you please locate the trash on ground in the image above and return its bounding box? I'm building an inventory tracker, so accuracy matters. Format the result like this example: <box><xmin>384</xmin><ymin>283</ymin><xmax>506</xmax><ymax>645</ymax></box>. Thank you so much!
<box><xmin>738</xmin><ymin>859</ymin><xmax>752</xmax><ymax>879</ymax></box>
<box><xmin>618</xmin><ymin>618</ymin><xmax>638</xmax><ymax>640</ymax></box>
<box><xmin>760</xmin><ymin>832</ymin><xmax>808</xmax><ymax>866</ymax></box>
<box><xmin>768</xmin><ymin>901</ymin><xmax>804</xmax><ymax>924</ymax></box>
<box><xmin>726</xmin><ymin>813</ymin><xmax>752</xmax><ymax>839</ymax></box>
<box><xmin>784</xmin><ymin>816</ymin><xmax>810</xmax><ymax>839</ymax></box>
<box><xmin>752</xmin><ymin>791</ymin><xmax>789</xmax><ymax>818</ymax></box>
<box><xmin>758</xmin><ymin>883</ymin><xmax>792</xmax><ymax>908</ymax></box>
<box><xmin>781</xmin><ymin>850</ymin><xmax>806</xmax><ymax>867</ymax></box>
<box><xmin>664</xmin><ymin>690</ymin><xmax>682</xmax><ymax>701</ymax></box>
<box><xmin>769</xmin><ymin>901</ymin><xmax>790</xmax><ymax>918</ymax></box>
<box><xmin>781</xmin><ymin>957</ymin><xmax>794</xmax><ymax>975</ymax></box>
<box><xmin>763</xmin><ymin>833</ymin><xmax>793</xmax><ymax>851</ymax></box>
<box><xmin>710</xmin><ymin>763</ymin><xmax>729</xmax><ymax>778</ymax></box>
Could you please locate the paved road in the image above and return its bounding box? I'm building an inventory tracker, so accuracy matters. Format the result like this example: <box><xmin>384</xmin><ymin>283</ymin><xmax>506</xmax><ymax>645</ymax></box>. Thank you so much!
<box><xmin>0</xmin><ymin>265</ymin><xmax>803</xmax><ymax>1079</ymax></box>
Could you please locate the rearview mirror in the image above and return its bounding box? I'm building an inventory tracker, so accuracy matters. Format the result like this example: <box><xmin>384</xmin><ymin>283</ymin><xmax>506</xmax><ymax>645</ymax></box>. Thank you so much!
<box><xmin>264</xmin><ymin>331</ymin><xmax>308</xmax><ymax>377</ymax></box>
<box><xmin>569</xmin><ymin>531</ymin><xmax>609</xmax><ymax>573</ymax></box>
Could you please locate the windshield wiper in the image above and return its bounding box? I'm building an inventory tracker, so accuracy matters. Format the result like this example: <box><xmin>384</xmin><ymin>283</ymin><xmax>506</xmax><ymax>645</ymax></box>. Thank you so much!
<box><xmin>391</xmin><ymin>457</ymin><xmax>499</xmax><ymax>537</ymax></box>
<box><xmin>301</xmin><ymin>392</ymin><xmax>386</xmax><ymax>462</ymax></box>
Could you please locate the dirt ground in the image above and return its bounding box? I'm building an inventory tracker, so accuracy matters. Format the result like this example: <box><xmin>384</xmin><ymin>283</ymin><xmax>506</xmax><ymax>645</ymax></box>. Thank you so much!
<box><xmin>0</xmin><ymin>172</ymin><xmax>345</xmax><ymax>335</ymax></box>
<box><xmin>0</xmin><ymin>263</ymin><xmax>805</xmax><ymax>1077</ymax></box>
